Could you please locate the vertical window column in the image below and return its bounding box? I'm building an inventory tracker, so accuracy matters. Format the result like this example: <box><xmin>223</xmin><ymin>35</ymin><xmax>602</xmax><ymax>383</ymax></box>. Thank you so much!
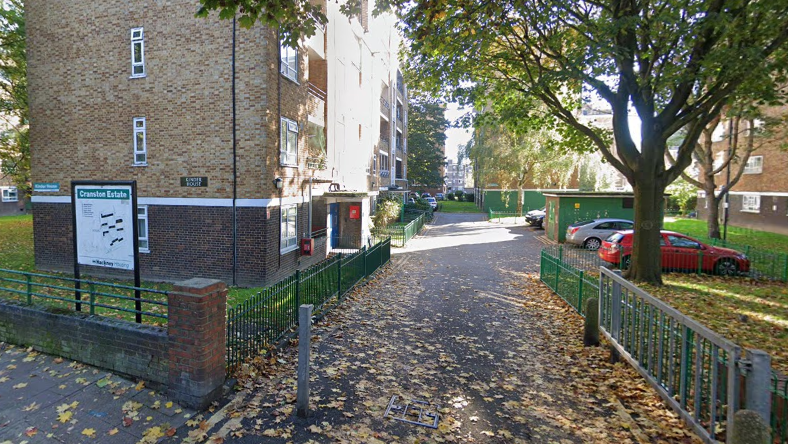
<box><xmin>137</xmin><ymin>205</ymin><xmax>149</xmax><ymax>252</ymax></box>
<box><xmin>133</xmin><ymin>117</ymin><xmax>147</xmax><ymax>165</ymax></box>
<box><xmin>131</xmin><ymin>28</ymin><xmax>145</xmax><ymax>77</ymax></box>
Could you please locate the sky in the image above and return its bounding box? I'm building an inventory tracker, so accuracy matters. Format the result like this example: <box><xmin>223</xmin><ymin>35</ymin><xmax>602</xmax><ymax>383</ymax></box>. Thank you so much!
<box><xmin>444</xmin><ymin>102</ymin><xmax>472</xmax><ymax>163</ymax></box>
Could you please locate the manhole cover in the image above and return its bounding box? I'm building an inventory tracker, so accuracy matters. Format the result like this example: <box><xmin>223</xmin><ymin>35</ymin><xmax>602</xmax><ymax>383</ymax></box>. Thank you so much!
<box><xmin>383</xmin><ymin>395</ymin><xmax>439</xmax><ymax>428</ymax></box>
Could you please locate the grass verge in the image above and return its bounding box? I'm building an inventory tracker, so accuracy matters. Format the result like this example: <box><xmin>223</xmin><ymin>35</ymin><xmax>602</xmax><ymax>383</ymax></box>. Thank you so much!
<box><xmin>664</xmin><ymin>218</ymin><xmax>788</xmax><ymax>254</ymax></box>
<box><xmin>439</xmin><ymin>200</ymin><xmax>481</xmax><ymax>213</ymax></box>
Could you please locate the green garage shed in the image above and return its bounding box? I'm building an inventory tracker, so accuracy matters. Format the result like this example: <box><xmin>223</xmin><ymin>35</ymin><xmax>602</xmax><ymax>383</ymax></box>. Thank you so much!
<box><xmin>543</xmin><ymin>191</ymin><xmax>664</xmax><ymax>242</ymax></box>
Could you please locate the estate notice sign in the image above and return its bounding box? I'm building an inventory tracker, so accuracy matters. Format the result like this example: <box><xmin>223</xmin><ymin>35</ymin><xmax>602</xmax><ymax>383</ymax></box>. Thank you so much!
<box><xmin>73</xmin><ymin>183</ymin><xmax>135</xmax><ymax>270</ymax></box>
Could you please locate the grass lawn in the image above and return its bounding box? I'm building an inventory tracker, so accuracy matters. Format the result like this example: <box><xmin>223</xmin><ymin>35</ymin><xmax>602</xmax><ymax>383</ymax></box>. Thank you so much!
<box><xmin>664</xmin><ymin>217</ymin><xmax>788</xmax><ymax>254</ymax></box>
<box><xmin>641</xmin><ymin>274</ymin><xmax>788</xmax><ymax>375</ymax></box>
<box><xmin>438</xmin><ymin>200</ymin><xmax>481</xmax><ymax>213</ymax></box>
<box><xmin>0</xmin><ymin>214</ymin><xmax>257</xmax><ymax>321</ymax></box>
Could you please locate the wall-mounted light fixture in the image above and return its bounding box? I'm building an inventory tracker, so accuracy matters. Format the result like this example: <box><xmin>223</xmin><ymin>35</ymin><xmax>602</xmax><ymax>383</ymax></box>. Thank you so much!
<box><xmin>273</xmin><ymin>177</ymin><xmax>284</xmax><ymax>190</ymax></box>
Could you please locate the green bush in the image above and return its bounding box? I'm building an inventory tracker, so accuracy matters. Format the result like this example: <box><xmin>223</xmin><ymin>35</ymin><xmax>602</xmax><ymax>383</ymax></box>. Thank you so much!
<box><xmin>373</xmin><ymin>196</ymin><xmax>402</xmax><ymax>228</ymax></box>
<box><xmin>465</xmin><ymin>193</ymin><xmax>475</xmax><ymax>203</ymax></box>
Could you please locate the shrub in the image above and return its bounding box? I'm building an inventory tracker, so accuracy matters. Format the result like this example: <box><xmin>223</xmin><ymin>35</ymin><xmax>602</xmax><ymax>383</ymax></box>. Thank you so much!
<box><xmin>465</xmin><ymin>193</ymin><xmax>475</xmax><ymax>203</ymax></box>
<box><xmin>372</xmin><ymin>196</ymin><xmax>402</xmax><ymax>228</ymax></box>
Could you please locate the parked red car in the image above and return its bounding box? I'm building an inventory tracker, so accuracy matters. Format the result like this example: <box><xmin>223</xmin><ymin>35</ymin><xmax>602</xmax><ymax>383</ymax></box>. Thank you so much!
<box><xmin>597</xmin><ymin>230</ymin><xmax>750</xmax><ymax>276</ymax></box>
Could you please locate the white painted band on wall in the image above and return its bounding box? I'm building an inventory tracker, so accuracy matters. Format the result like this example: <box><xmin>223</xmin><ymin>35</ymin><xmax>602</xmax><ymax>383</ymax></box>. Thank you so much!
<box><xmin>31</xmin><ymin>195</ymin><xmax>309</xmax><ymax>207</ymax></box>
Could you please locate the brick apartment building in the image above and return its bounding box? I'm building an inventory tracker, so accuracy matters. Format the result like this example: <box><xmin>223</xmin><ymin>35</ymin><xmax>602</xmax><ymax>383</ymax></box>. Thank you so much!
<box><xmin>696</xmin><ymin>108</ymin><xmax>788</xmax><ymax>236</ymax></box>
<box><xmin>27</xmin><ymin>0</ymin><xmax>407</xmax><ymax>286</ymax></box>
<box><xmin>445</xmin><ymin>159</ymin><xmax>473</xmax><ymax>193</ymax></box>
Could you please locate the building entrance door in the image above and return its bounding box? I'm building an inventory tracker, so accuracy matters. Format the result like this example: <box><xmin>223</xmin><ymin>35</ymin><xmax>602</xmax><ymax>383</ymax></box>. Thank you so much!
<box><xmin>328</xmin><ymin>203</ymin><xmax>339</xmax><ymax>249</ymax></box>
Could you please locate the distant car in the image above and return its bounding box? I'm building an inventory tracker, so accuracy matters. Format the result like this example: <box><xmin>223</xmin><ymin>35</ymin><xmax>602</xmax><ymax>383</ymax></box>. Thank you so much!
<box><xmin>421</xmin><ymin>192</ymin><xmax>432</xmax><ymax>198</ymax></box>
<box><xmin>425</xmin><ymin>197</ymin><xmax>438</xmax><ymax>210</ymax></box>
<box><xmin>597</xmin><ymin>230</ymin><xmax>750</xmax><ymax>276</ymax></box>
<box><xmin>565</xmin><ymin>218</ymin><xmax>634</xmax><ymax>250</ymax></box>
<box><xmin>435</xmin><ymin>193</ymin><xmax>445</xmax><ymax>201</ymax></box>
<box><xmin>525</xmin><ymin>208</ymin><xmax>546</xmax><ymax>228</ymax></box>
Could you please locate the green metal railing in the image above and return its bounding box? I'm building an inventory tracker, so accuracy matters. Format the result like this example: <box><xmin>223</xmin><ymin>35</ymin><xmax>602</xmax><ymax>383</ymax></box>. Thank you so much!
<box><xmin>693</xmin><ymin>236</ymin><xmax>788</xmax><ymax>282</ymax></box>
<box><xmin>226</xmin><ymin>238</ymin><xmax>391</xmax><ymax>373</ymax></box>
<box><xmin>0</xmin><ymin>268</ymin><xmax>169</xmax><ymax>324</ymax></box>
<box><xmin>372</xmin><ymin>213</ymin><xmax>426</xmax><ymax>247</ymax></box>
<box><xmin>540</xmin><ymin>247</ymin><xmax>787</xmax><ymax>443</ymax></box>
<box><xmin>539</xmin><ymin>249</ymin><xmax>598</xmax><ymax>317</ymax></box>
<box><xmin>488</xmin><ymin>210</ymin><xmax>521</xmax><ymax>223</ymax></box>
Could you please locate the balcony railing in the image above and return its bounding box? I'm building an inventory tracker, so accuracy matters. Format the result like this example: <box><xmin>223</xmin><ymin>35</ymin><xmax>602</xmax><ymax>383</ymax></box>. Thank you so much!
<box><xmin>308</xmin><ymin>82</ymin><xmax>327</xmax><ymax>101</ymax></box>
<box><xmin>380</xmin><ymin>170</ymin><xmax>390</xmax><ymax>178</ymax></box>
<box><xmin>379</xmin><ymin>136</ymin><xmax>390</xmax><ymax>150</ymax></box>
<box><xmin>380</xmin><ymin>97</ymin><xmax>390</xmax><ymax>115</ymax></box>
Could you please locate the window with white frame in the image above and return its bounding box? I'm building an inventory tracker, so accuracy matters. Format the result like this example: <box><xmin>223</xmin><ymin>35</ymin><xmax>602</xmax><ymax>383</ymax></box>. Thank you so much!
<box><xmin>1</xmin><ymin>186</ymin><xmax>18</xmax><ymax>202</ymax></box>
<box><xmin>130</xmin><ymin>28</ymin><xmax>145</xmax><ymax>77</ymax></box>
<box><xmin>742</xmin><ymin>194</ymin><xmax>761</xmax><ymax>212</ymax></box>
<box><xmin>133</xmin><ymin>117</ymin><xmax>147</xmax><ymax>165</ymax></box>
<box><xmin>280</xmin><ymin>205</ymin><xmax>298</xmax><ymax>253</ymax></box>
<box><xmin>743</xmin><ymin>156</ymin><xmax>763</xmax><ymax>174</ymax></box>
<box><xmin>137</xmin><ymin>205</ymin><xmax>149</xmax><ymax>252</ymax></box>
<box><xmin>280</xmin><ymin>117</ymin><xmax>298</xmax><ymax>166</ymax></box>
<box><xmin>280</xmin><ymin>39</ymin><xmax>298</xmax><ymax>82</ymax></box>
<box><xmin>379</xmin><ymin>151</ymin><xmax>389</xmax><ymax>172</ymax></box>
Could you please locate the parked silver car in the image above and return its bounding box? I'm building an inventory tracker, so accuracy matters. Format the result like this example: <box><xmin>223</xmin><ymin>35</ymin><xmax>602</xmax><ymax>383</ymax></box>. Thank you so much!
<box><xmin>565</xmin><ymin>218</ymin><xmax>634</xmax><ymax>250</ymax></box>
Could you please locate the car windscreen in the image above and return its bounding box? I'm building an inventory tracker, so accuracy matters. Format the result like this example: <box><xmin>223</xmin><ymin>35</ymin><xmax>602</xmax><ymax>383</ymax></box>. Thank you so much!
<box><xmin>606</xmin><ymin>233</ymin><xmax>625</xmax><ymax>243</ymax></box>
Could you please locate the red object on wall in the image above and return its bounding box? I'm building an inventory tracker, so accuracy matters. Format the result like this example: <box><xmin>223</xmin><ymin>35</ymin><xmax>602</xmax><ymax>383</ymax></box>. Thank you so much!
<box><xmin>300</xmin><ymin>238</ymin><xmax>314</xmax><ymax>256</ymax></box>
<box><xmin>349</xmin><ymin>205</ymin><xmax>360</xmax><ymax>219</ymax></box>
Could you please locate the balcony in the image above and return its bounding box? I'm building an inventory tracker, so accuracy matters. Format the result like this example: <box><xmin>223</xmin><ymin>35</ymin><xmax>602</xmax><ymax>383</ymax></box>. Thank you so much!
<box><xmin>379</xmin><ymin>136</ymin><xmax>390</xmax><ymax>151</ymax></box>
<box><xmin>380</xmin><ymin>170</ymin><xmax>390</xmax><ymax>178</ymax></box>
<box><xmin>380</xmin><ymin>97</ymin><xmax>390</xmax><ymax>117</ymax></box>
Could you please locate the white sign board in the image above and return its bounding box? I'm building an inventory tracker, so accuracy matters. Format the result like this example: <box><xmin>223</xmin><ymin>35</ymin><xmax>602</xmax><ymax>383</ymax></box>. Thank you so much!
<box><xmin>74</xmin><ymin>184</ymin><xmax>134</xmax><ymax>270</ymax></box>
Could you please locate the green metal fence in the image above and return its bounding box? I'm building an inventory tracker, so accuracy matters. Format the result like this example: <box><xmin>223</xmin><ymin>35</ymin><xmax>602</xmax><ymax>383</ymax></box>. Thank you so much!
<box><xmin>540</xmin><ymin>247</ymin><xmax>788</xmax><ymax>443</ymax></box>
<box><xmin>0</xmin><ymin>268</ymin><xmax>169</xmax><ymax>324</ymax></box>
<box><xmin>372</xmin><ymin>213</ymin><xmax>426</xmax><ymax>247</ymax></box>
<box><xmin>488</xmin><ymin>210</ymin><xmax>523</xmax><ymax>223</ymax></box>
<box><xmin>692</xmin><ymin>236</ymin><xmax>788</xmax><ymax>281</ymax></box>
<box><xmin>226</xmin><ymin>238</ymin><xmax>391</xmax><ymax>374</ymax></box>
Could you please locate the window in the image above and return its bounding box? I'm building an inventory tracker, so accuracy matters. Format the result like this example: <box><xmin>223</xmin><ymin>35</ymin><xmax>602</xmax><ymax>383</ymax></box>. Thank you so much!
<box><xmin>742</xmin><ymin>194</ymin><xmax>760</xmax><ymax>212</ymax></box>
<box><xmin>617</xmin><ymin>221</ymin><xmax>634</xmax><ymax>230</ymax></box>
<box><xmin>280</xmin><ymin>40</ymin><xmax>298</xmax><ymax>82</ymax></box>
<box><xmin>395</xmin><ymin>158</ymin><xmax>403</xmax><ymax>179</ymax></box>
<box><xmin>743</xmin><ymin>156</ymin><xmax>763</xmax><ymax>174</ymax></box>
<box><xmin>667</xmin><ymin>235</ymin><xmax>701</xmax><ymax>249</ymax></box>
<box><xmin>280</xmin><ymin>117</ymin><xmax>298</xmax><ymax>166</ymax></box>
<box><xmin>1</xmin><ymin>186</ymin><xmax>18</xmax><ymax>202</ymax></box>
<box><xmin>137</xmin><ymin>205</ymin><xmax>149</xmax><ymax>252</ymax></box>
<box><xmin>379</xmin><ymin>152</ymin><xmax>389</xmax><ymax>173</ymax></box>
<box><xmin>130</xmin><ymin>28</ymin><xmax>145</xmax><ymax>77</ymax></box>
<box><xmin>281</xmin><ymin>205</ymin><xmax>298</xmax><ymax>253</ymax></box>
<box><xmin>133</xmin><ymin>117</ymin><xmax>147</xmax><ymax>165</ymax></box>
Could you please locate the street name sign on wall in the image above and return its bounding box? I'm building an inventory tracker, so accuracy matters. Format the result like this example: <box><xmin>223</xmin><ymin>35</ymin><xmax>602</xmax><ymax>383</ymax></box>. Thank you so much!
<box><xmin>73</xmin><ymin>183</ymin><xmax>136</xmax><ymax>270</ymax></box>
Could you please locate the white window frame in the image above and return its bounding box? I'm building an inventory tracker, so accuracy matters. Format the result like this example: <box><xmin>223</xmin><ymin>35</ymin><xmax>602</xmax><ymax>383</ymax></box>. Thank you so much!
<box><xmin>133</xmin><ymin>117</ymin><xmax>147</xmax><ymax>165</ymax></box>
<box><xmin>1</xmin><ymin>186</ymin><xmax>18</xmax><ymax>202</ymax></box>
<box><xmin>379</xmin><ymin>151</ymin><xmax>389</xmax><ymax>172</ymax></box>
<box><xmin>280</xmin><ymin>40</ymin><xmax>298</xmax><ymax>82</ymax></box>
<box><xmin>743</xmin><ymin>155</ymin><xmax>763</xmax><ymax>174</ymax></box>
<box><xmin>741</xmin><ymin>194</ymin><xmax>761</xmax><ymax>213</ymax></box>
<box><xmin>130</xmin><ymin>27</ymin><xmax>145</xmax><ymax>78</ymax></box>
<box><xmin>280</xmin><ymin>204</ymin><xmax>298</xmax><ymax>253</ymax></box>
<box><xmin>280</xmin><ymin>117</ymin><xmax>298</xmax><ymax>167</ymax></box>
<box><xmin>137</xmin><ymin>205</ymin><xmax>149</xmax><ymax>253</ymax></box>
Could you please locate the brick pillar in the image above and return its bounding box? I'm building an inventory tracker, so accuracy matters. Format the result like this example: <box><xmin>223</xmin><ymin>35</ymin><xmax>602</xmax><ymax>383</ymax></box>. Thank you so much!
<box><xmin>168</xmin><ymin>278</ymin><xmax>227</xmax><ymax>409</ymax></box>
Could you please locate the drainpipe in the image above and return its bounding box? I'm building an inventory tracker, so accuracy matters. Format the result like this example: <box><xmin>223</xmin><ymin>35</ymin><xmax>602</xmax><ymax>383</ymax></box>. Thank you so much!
<box><xmin>231</xmin><ymin>17</ymin><xmax>238</xmax><ymax>286</ymax></box>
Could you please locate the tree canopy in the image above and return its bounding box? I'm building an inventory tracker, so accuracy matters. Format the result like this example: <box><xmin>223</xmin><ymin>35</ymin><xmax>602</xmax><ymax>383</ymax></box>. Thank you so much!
<box><xmin>407</xmin><ymin>98</ymin><xmax>447</xmax><ymax>188</ymax></box>
<box><xmin>397</xmin><ymin>0</ymin><xmax>788</xmax><ymax>283</ymax></box>
<box><xmin>0</xmin><ymin>0</ymin><xmax>28</xmax><ymax>198</ymax></box>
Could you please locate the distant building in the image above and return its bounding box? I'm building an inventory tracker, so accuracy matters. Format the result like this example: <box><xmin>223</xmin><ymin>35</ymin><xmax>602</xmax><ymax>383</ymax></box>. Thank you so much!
<box><xmin>445</xmin><ymin>159</ymin><xmax>472</xmax><ymax>192</ymax></box>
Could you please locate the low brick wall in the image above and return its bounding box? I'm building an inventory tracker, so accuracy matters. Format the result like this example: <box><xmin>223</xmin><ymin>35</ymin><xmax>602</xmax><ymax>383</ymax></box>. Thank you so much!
<box><xmin>0</xmin><ymin>300</ymin><xmax>169</xmax><ymax>385</ymax></box>
<box><xmin>0</xmin><ymin>278</ymin><xmax>227</xmax><ymax>410</ymax></box>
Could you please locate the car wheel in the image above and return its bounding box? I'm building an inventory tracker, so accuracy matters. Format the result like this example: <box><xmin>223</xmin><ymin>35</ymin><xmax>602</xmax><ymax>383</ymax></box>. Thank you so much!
<box><xmin>583</xmin><ymin>237</ymin><xmax>602</xmax><ymax>251</ymax></box>
<box><xmin>621</xmin><ymin>255</ymin><xmax>632</xmax><ymax>271</ymax></box>
<box><xmin>715</xmin><ymin>259</ymin><xmax>739</xmax><ymax>276</ymax></box>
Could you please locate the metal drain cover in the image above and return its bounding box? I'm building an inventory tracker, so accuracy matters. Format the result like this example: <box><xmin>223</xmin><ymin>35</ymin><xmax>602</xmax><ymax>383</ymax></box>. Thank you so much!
<box><xmin>383</xmin><ymin>395</ymin><xmax>439</xmax><ymax>428</ymax></box>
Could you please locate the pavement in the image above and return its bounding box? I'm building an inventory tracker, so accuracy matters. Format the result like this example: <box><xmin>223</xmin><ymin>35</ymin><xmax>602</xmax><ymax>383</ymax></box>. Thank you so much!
<box><xmin>0</xmin><ymin>343</ymin><xmax>197</xmax><ymax>443</ymax></box>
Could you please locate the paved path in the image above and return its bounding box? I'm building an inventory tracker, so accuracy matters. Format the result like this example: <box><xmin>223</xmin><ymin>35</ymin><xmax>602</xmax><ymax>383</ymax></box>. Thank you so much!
<box><xmin>197</xmin><ymin>212</ymin><xmax>697</xmax><ymax>443</ymax></box>
<box><xmin>0</xmin><ymin>343</ymin><xmax>197</xmax><ymax>443</ymax></box>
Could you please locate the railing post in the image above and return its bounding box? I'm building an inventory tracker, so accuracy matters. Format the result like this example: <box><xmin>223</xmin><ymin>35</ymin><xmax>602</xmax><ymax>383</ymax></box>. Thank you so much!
<box><xmin>295</xmin><ymin>270</ymin><xmax>301</xmax><ymax>320</ymax></box>
<box><xmin>337</xmin><ymin>253</ymin><xmax>343</xmax><ymax>296</ymax></box>
<box><xmin>745</xmin><ymin>349</ymin><xmax>772</xmax><ymax>425</ymax></box>
<box><xmin>783</xmin><ymin>253</ymin><xmax>788</xmax><ymax>282</ymax></box>
<box><xmin>697</xmin><ymin>251</ymin><xmax>703</xmax><ymax>275</ymax></box>
<box><xmin>297</xmin><ymin>304</ymin><xmax>313</xmax><ymax>418</ymax></box>
<box><xmin>89</xmin><ymin>282</ymin><xmax>96</xmax><ymax>316</ymax></box>
<box><xmin>363</xmin><ymin>246</ymin><xmax>368</xmax><ymax>277</ymax></box>
<box><xmin>611</xmin><ymin>279</ymin><xmax>621</xmax><ymax>341</ymax></box>
<box><xmin>578</xmin><ymin>271</ymin><xmax>584</xmax><ymax>313</ymax></box>
<box><xmin>26</xmin><ymin>274</ymin><xmax>32</xmax><ymax>305</ymax></box>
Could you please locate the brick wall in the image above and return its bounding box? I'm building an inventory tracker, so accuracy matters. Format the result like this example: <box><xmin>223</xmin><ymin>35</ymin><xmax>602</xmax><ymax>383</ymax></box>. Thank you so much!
<box><xmin>0</xmin><ymin>299</ymin><xmax>169</xmax><ymax>386</ymax></box>
<box><xmin>0</xmin><ymin>278</ymin><xmax>228</xmax><ymax>409</ymax></box>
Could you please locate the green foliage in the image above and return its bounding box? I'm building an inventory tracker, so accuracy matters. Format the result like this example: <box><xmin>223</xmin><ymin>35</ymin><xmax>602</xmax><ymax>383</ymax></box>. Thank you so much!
<box><xmin>665</xmin><ymin>178</ymin><xmax>698</xmax><ymax>215</ymax></box>
<box><xmin>0</xmin><ymin>0</ymin><xmax>28</xmax><ymax>198</ymax></box>
<box><xmin>196</xmin><ymin>0</ymin><xmax>327</xmax><ymax>48</ymax></box>
<box><xmin>372</xmin><ymin>195</ymin><xmax>401</xmax><ymax>228</ymax></box>
<box><xmin>407</xmin><ymin>97</ymin><xmax>447</xmax><ymax>188</ymax></box>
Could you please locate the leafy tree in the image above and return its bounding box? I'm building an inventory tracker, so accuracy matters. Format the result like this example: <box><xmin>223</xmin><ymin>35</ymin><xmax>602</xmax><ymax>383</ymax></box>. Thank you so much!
<box><xmin>0</xmin><ymin>0</ymin><xmax>28</xmax><ymax>198</ymax></box>
<box><xmin>406</xmin><ymin>98</ymin><xmax>447</xmax><ymax>188</ymax></box>
<box><xmin>397</xmin><ymin>0</ymin><xmax>788</xmax><ymax>284</ymax></box>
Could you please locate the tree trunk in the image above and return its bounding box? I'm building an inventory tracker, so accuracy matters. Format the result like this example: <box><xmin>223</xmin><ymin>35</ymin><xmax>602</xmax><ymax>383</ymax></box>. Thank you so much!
<box><xmin>627</xmin><ymin>179</ymin><xmax>666</xmax><ymax>285</ymax></box>
<box><xmin>516</xmin><ymin>187</ymin><xmax>524</xmax><ymax>216</ymax></box>
<box><xmin>706</xmin><ymin>193</ymin><xmax>722</xmax><ymax>239</ymax></box>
